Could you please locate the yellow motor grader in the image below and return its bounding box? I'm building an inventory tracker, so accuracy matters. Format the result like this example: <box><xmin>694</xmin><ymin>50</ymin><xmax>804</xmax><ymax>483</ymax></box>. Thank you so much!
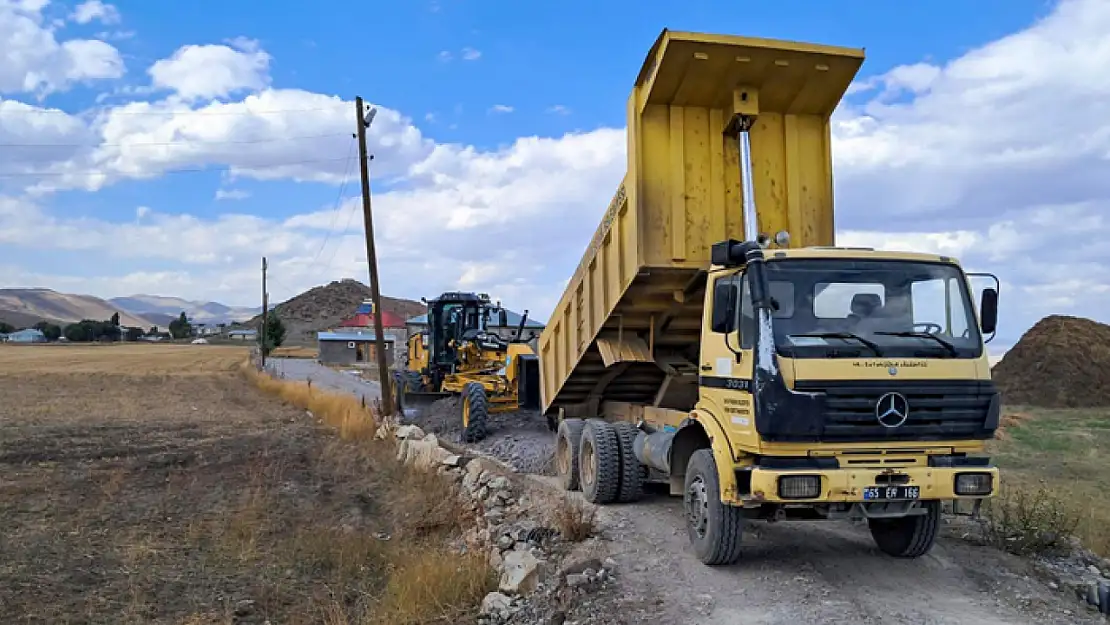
<box><xmin>393</xmin><ymin>291</ymin><xmax>541</xmax><ymax>442</ymax></box>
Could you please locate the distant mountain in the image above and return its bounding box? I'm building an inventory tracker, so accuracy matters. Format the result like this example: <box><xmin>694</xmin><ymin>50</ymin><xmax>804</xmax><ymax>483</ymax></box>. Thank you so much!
<box><xmin>0</xmin><ymin>288</ymin><xmax>158</xmax><ymax>329</ymax></box>
<box><xmin>238</xmin><ymin>278</ymin><xmax>425</xmax><ymax>344</ymax></box>
<box><xmin>110</xmin><ymin>295</ymin><xmax>261</xmax><ymax>326</ymax></box>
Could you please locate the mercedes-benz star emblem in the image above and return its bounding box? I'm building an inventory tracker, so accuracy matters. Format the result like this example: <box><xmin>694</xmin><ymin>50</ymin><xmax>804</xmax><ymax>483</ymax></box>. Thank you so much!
<box><xmin>876</xmin><ymin>392</ymin><xmax>910</xmax><ymax>428</ymax></box>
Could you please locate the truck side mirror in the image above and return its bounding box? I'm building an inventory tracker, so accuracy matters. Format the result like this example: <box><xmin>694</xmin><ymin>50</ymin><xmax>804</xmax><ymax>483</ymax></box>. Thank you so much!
<box><xmin>979</xmin><ymin>287</ymin><xmax>998</xmax><ymax>336</ymax></box>
<box><xmin>711</xmin><ymin>281</ymin><xmax>738</xmax><ymax>334</ymax></box>
<box><xmin>499</xmin><ymin>309</ymin><xmax>508</xmax><ymax>327</ymax></box>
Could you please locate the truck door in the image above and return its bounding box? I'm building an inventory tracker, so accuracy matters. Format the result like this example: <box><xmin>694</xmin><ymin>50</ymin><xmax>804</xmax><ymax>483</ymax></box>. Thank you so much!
<box><xmin>701</xmin><ymin>272</ymin><xmax>757</xmax><ymax>448</ymax></box>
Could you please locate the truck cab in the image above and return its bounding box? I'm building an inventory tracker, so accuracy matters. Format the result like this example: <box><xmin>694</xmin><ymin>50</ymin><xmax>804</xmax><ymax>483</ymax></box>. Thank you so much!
<box><xmin>675</xmin><ymin>241</ymin><xmax>1001</xmax><ymax>563</ymax></box>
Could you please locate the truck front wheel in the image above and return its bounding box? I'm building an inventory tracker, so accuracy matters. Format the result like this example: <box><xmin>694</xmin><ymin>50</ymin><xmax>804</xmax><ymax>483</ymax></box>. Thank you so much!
<box><xmin>684</xmin><ymin>449</ymin><xmax>744</xmax><ymax>565</ymax></box>
<box><xmin>868</xmin><ymin>501</ymin><xmax>940</xmax><ymax>558</ymax></box>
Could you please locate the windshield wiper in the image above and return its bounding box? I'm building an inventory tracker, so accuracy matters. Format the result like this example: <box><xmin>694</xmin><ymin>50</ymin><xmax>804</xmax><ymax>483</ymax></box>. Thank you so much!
<box><xmin>789</xmin><ymin>332</ymin><xmax>884</xmax><ymax>356</ymax></box>
<box><xmin>874</xmin><ymin>331</ymin><xmax>958</xmax><ymax>357</ymax></box>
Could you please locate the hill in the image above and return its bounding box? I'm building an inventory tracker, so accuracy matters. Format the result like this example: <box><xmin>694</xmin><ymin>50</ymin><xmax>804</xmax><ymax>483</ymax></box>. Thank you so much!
<box><xmin>993</xmin><ymin>314</ymin><xmax>1110</xmax><ymax>408</ymax></box>
<box><xmin>241</xmin><ymin>279</ymin><xmax>425</xmax><ymax>344</ymax></box>
<box><xmin>0</xmin><ymin>288</ymin><xmax>157</xmax><ymax>330</ymax></box>
<box><xmin>111</xmin><ymin>295</ymin><xmax>260</xmax><ymax>326</ymax></box>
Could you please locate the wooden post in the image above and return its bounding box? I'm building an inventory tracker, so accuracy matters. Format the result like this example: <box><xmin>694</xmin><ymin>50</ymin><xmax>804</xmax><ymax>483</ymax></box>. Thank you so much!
<box><xmin>355</xmin><ymin>95</ymin><xmax>394</xmax><ymax>415</ymax></box>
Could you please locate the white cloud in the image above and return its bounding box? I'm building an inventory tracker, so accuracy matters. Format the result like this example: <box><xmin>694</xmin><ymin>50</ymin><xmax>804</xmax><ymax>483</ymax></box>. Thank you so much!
<box><xmin>134</xmin><ymin>205</ymin><xmax>149</xmax><ymax>219</ymax></box>
<box><xmin>0</xmin><ymin>0</ymin><xmax>124</xmax><ymax>96</ymax></box>
<box><xmin>546</xmin><ymin>105</ymin><xmax>571</xmax><ymax>115</ymax></box>
<box><xmin>2</xmin><ymin>89</ymin><xmax>430</xmax><ymax>194</ymax></box>
<box><xmin>70</xmin><ymin>0</ymin><xmax>120</xmax><ymax>25</ymax></box>
<box><xmin>488</xmin><ymin>104</ymin><xmax>513</xmax><ymax>114</ymax></box>
<box><xmin>439</xmin><ymin>47</ymin><xmax>481</xmax><ymax>62</ymax></box>
<box><xmin>215</xmin><ymin>188</ymin><xmax>250</xmax><ymax>200</ymax></box>
<box><xmin>4</xmin><ymin>0</ymin><xmax>1110</xmax><ymax>353</ymax></box>
<box><xmin>148</xmin><ymin>40</ymin><xmax>271</xmax><ymax>100</ymax></box>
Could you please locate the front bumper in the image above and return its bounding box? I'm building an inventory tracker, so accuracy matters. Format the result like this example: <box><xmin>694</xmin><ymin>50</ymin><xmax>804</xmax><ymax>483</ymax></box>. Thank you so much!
<box><xmin>745</xmin><ymin>465</ymin><xmax>998</xmax><ymax>504</ymax></box>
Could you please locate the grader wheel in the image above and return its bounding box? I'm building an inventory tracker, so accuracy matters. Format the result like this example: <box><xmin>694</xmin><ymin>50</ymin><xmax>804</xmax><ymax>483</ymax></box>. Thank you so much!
<box><xmin>461</xmin><ymin>382</ymin><xmax>489</xmax><ymax>443</ymax></box>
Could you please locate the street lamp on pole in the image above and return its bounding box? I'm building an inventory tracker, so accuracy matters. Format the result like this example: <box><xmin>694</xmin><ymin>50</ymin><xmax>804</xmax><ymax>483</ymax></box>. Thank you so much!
<box><xmin>355</xmin><ymin>96</ymin><xmax>394</xmax><ymax>416</ymax></box>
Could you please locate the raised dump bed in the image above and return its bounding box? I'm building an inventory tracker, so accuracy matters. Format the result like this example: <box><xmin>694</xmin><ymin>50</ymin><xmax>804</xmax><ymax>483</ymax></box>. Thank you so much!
<box><xmin>538</xmin><ymin>29</ymin><xmax>864</xmax><ymax>417</ymax></box>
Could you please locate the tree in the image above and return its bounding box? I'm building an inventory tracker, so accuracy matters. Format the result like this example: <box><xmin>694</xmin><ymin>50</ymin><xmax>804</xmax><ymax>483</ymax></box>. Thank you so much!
<box><xmin>147</xmin><ymin>326</ymin><xmax>158</xmax><ymax>336</ymax></box>
<box><xmin>259</xmin><ymin>315</ymin><xmax>287</xmax><ymax>355</ymax></box>
<box><xmin>110</xmin><ymin>312</ymin><xmax>120</xmax><ymax>326</ymax></box>
<box><xmin>0</xmin><ymin>321</ymin><xmax>14</xmax><ymax>334</ymax></box>
<box><xmin>125</xmin><ymin>327</ymin><xmax>144</xmax><ymax>342</ymax></box>
<box><xmin>168</xmin><ymin>312</ymin><xmax>192</xmax><ymax>340</ymax></box>
<box><xmin>33</xmin><ymin>321</ymin><xmax>62</xmax><ymax>341</ymax></box>
<box><xmin>63</xmin><ymin>319</ymin><xmax>119</xmax><ymax>342</ymax></box>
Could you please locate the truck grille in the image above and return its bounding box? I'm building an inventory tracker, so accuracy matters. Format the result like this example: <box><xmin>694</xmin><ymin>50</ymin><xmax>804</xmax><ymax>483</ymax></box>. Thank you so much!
<box><xmin>792</xmin><ymin>380</ymin><xmax>998</xmax><ymax>443</ymax></box>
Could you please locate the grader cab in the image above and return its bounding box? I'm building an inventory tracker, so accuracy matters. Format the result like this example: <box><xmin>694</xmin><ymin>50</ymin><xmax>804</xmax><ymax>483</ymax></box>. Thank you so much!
<box><xmin>394</xmin><ymin>291</ymin><xmax>542</xmax><ymax>441</ymax></box>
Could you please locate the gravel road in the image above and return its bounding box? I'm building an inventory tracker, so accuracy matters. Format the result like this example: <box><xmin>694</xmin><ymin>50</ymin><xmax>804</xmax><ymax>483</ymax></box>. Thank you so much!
<box><xmin>264</xmin><ymin>358</ymin><xmax>381</xmax><ymax>400</ymax></box>
<box><xmin>527</xmin><ymin>477</ymin><xmax>1100</xmax><ymax>625</ymax></box>
<box><xmin>261</xmin><ymin>360</ymin><xmax>1097</xmax><ymax>623</ymax></box>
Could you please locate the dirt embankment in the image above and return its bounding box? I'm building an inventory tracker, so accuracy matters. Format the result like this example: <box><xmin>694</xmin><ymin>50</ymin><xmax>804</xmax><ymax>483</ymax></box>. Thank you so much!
<box><xmin>993</xmin><ymin>314</ymin><xmax>1110</xmax><ymax>408</ymax></box>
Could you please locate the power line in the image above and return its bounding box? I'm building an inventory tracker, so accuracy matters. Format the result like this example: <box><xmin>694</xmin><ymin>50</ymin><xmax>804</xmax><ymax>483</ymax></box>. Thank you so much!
<box><xmin>0</xmin><ymin>105</ymin><xmax>351</xmax><ymax>117</ymax></box>
<box><xmin>0</xmin><ymin>156</ymin><xmax>351</xmax><ymax>178</ymax></box>
<box><xmin>308</xmin><ymin>137</ymin><xmax>357</xmax><ymax>268</ymax></box>
<box><xmin>0</xmin><ymin>132</ymin><xmax>349</xmax><ymax>148</ymax></box>
<box><xmin>322</xmin><ymin>198</ymin><xmax>361</xmax><ymax>271</ymax></box>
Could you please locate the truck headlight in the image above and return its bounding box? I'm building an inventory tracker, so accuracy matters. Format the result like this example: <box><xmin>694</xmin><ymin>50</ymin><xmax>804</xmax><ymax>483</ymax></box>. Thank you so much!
<box><xmin>778</xmin><ymin>475</ymin><xmax>821</xmax><ymax>499</ymax></box>
<box><xmin>954</xmin><ymin>472</ymin><xmax>994</xmax><ymax>496</ymax></box>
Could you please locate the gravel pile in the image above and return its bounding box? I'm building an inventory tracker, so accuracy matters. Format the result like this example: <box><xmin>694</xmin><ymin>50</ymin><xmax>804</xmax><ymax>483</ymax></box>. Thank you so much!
<box><xmin>402</xmin><ymin>396</ymin><xmax>556</xmax><ymax>475</ymax></box>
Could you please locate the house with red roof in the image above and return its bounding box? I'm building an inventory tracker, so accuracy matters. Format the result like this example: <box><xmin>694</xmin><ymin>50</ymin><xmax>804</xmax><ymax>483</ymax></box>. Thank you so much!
<box><xmin>338</xmin><ymin>300</ymin><xmax>408</xmax><ymax>329</ymax></box>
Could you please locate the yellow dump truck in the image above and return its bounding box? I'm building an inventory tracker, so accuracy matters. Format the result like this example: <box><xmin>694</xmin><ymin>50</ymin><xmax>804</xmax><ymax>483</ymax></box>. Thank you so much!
<box><xmin>539</xmin><ymin>29</ymin><xmax>1002</xmax><ymax>565</ymax></box>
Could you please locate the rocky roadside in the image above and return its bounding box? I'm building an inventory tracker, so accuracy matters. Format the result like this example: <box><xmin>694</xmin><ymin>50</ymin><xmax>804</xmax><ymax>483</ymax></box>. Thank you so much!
<box><xmin>379</xmin><ymin>418</ymin><xmax>630</xmax><ymax>625</ymax></box>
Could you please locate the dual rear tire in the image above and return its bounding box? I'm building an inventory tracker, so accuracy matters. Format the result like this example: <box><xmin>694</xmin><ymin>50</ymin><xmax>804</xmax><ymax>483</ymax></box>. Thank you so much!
<box><xmin>555</xmin><ymin>418</ymin><xmax>642</xmax><ymax>504</ymax></box>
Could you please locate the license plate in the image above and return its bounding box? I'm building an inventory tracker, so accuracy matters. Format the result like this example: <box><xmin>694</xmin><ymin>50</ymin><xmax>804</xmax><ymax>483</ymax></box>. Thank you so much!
<box><xmin>863</xmin><ymin>485</ymin><xmax>920</xmax><ymax>500</ymax></box>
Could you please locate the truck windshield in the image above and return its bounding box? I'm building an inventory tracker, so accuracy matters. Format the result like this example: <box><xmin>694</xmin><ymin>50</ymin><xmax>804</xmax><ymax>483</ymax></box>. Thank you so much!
<box><xmin>732</xmin><ymin>258</ymin><xmax>983</xmax><ymax>359</ymax></box>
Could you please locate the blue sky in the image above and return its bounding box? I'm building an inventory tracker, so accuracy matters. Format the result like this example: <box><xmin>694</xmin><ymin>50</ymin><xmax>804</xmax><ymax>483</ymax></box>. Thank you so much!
<box><xmin>2</xmin><ymin>0</ymin><xmax>1109</xmax><ymax>353</ymax></box>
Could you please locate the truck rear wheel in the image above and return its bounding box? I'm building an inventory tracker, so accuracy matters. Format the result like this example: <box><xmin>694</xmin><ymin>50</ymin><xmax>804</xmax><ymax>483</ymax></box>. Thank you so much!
<box><xmin>461</xmin><ymin>382</ymin><xmax>489</xmax><ymax>443</ymax></box>
<box><xmin>578</xmin><ymin>419</ymin><xmax>621</xmax><ymax>504</ymax></box>
<box><xmin>868</xmin><ymin>501</ymin><xmax>940</xmax><ymax>558</ymax></box>
<box><xmin>611</xmin><ymin>422</ymin><xmax>643</xmax><ymax>503</ymax></box>
<box><xmin>555</xmin><ymin>418</ymin><xmax>585</xmax><ymax>491</ymax></box>
<box><xmin>684</xmin><ymin>449</ymin><xmax>744</xmax><ymax>565</ymax></box>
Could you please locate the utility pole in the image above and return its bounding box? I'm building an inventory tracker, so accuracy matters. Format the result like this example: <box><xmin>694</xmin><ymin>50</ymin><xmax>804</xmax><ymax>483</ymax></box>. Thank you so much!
<box><xmin>355</xmin><ymin>95</ymin><xmax>394</xmax><ymax>415</ymax></box>
<box><xmin>261</xmin><ymin>256</ymin><xmax>268</xmax><ymax>370</ymax></box>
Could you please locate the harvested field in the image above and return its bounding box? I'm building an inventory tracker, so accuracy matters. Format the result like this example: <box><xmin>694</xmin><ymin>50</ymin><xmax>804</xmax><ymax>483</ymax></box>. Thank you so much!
<box><xmin>270</xmin><ymin>345</ymin><xmax>317</xmax><ymax>359</ymax></box>
<box><xmin>0</xmin><ymin>343</ymin><xmax>248</xmax><ymax>375</ymax></box>
<box><xmin>0</xmin><ymin>345</ymin><xmax>491</xmax><ymax>625</ymax></box>
<box><xmin>993</xmin><ymin>314</ymin><xmax>1110</xmax><ymax>408</ymax></box>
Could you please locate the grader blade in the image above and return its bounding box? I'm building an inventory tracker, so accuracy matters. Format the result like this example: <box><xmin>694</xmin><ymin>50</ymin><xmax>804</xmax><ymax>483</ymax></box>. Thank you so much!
<box><xmin>397</xmin><ymin>390</ymin><xmax>452</xmax><ymax>418</ymax></box>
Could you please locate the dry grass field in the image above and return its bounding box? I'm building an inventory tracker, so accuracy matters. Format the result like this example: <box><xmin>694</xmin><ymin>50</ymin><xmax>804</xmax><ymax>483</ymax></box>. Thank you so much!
<box><xmin>270</xmin><ymin>345</ymin><xmax>318</xmax><ymax>359</ymax></box>
<box><xmin>0</xmin><ymin>344</ymin><xmax>491</xmax><ymax>625</ymax></box>
<box><xmin>989</xmin><ymin>407</ymin><xmax>1110</xmax><ymax>557</ymax></box>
